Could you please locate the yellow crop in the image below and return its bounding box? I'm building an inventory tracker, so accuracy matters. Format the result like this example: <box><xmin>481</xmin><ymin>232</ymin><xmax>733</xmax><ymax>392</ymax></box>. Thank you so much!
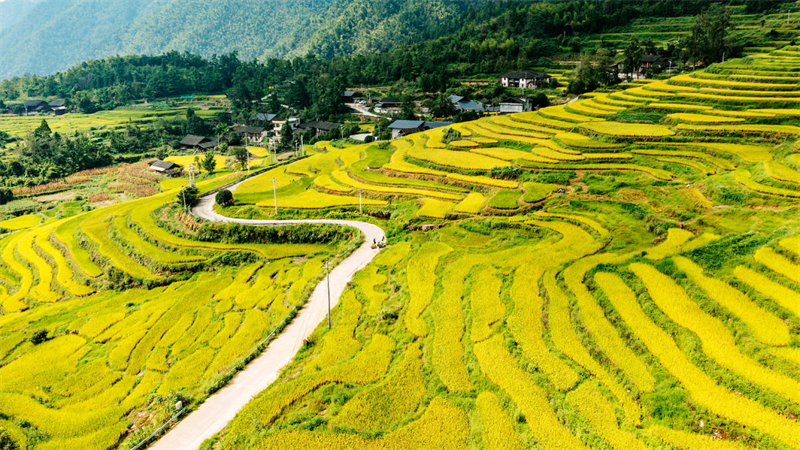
<box><xmin>417</xmin><ymin>198</ymin><xmax>455</xmax><ymax>219</ymax></box>
<box><xmin>734</xmin><ymin>170</ymin><xmax>800</xmax><ymax>198</ymax></box>
<box><xmin>755</xmin><ymin>247</ymin><xmax>800</xmax><ymax>283</ymax></box>
<box><xmin>678</xmin><ymin>123</ymin><xmax>800</xmax><ymax>135</ymax></box>
<box><xmin>533</xmin><ymin>211</ymin><xmax>609</xmax><ymax>236</ymax></box>
<box><xmin>668</xmin><ymin>112</ymin><xmax>744</xmax><ymax>122</ymax></box>
<box><xmin>353</xmin><ymin>266</ymin><xmax>388</xmax><ymax>315</ymax></box>
<box><xmin>471</xmin><ymin>146</ymin><xmax>557</xmax><ymax>163</ymax></box>
<box><xmin>224</xmin><ymin>335</ymin><xmax>395</xmax><ymax>437</ymax></box>
<box><xmin>2</xmin><ymin>235</ymin><xmax>33</xmax><ymax>312</ymax></box>
<box><xmin>331</xmin><ymin>343</ymin><xmax>426</xmax><ymax>432</ymax></box>
<box><xmin>508</xmin><ymin>263</ymin><xmax>580</xmax><ymax>391</ymax></box>
<box><xmin>407</xmin><ymin>144</ymin><xmax>510</xmax><ymax>170</ymax></box>
<box><xmin>470</xmin><ymin>265</ymin><xmax>504</xmax><ymax>342</ymax></box>
<box><xmin>541</xmin><ymin>104</ymin><xmax>606</xmax><ymax>123</ymax></box>
<box><xmin>17</xmin><ymin>232</ymin><xmax>60</xmax><ymax>303</ymax></box>
<box><xmin>764</xmin><ymin>160</ymin><xmax>800</xmax><ymax>183</ymax></box>
<box><xmin>580</xmin><ymin>121</ymin><xmax>675</xmax><ymax>137</ymax></box>
<box><xmin>779</xmin><ymin>236</ymin><xmax>800</xmax><ymax>256</ymax></box>
<box><xmin>0</xmin><ymin>334</ymin><xmax>87</xmax><ymax>393</ymax></box>
<box><xmin>671</xmin><ymin>73</ymin><xmax>798</xmax><ymax>89</ymax></box>
<box><xmin>489</xmin><ymin>115</ymin><xmax>558</xmax><ymax>135</ymax></box>
<box><xmin>511</xmin><ymin>112</ymin><xmax>575</xmax><ymax>130</ymax></box>
<box><xmin>476</xmin><ymin>391</ymin><xmax>523</xmax><ymax>450</ymax></box>
<box><xmin>372</xmin><ymin>241</ymin><xmax>412</xmax><ymax>267</ymax></box>
<box><xmin>658</xmin><ymin>155</ymin><xmax>717</xmax><ymax>174</ymax></box>
<box><xmin>649</xmin><ymin>102</ymin><xmax>712</xmax><ymax>110</ymax></box>
<box><xmin>645</xmin><ymin>228</ymin><xmax>695</xmax><ymax>260</ymax></box>
<box><xmin>332</xmin><ymin>170</ymin><xmax>462</xmax><ymax>200</ymax></box>
<box><xmin>209</xmin><ymin>313</ymin><xmax>242</xmax><ymax>349</ymax></box>
<box><xmin>544</xmin><ymin>270</ymin><xmax>642</xmax><ymax>424</ymax></box>
<box><xmin>405</xmin><ymin>242</ymin><xmax>451</xmax><ymax>336</ymax></box>
<box><xmin>445</xmin><ymin>172</ymin><xmax>518</xmax><ymax>188</ymax></box>
<box><xmin>113</xmin><ymin>216</ymin><xmax>205</xmax><ymax>264</ymax></box>
<box><xmin>595</xmin><ymin>272</ymin><xmax>800</xmax><ymax>448</ymax></box>
<box><xmin>304</xmin><ymin>291</ymin><xmax>361</xmax><ymax>372</ymax></box>
<box><xmin>555</xmin><ymin>132</ymin><xmax>624</xmax><ymax>149</ymax></box>
<box><xmin>631</xmin><ymin>148</ymin><xmax>736</xmax><ymax>170</ymax></box>
<box><xmin>649</xmin><ymin>425</ymin><xmax>757</xmax><ymax>450</ymax></box>
<box><xmin>470</xmin><ymin>121</ymin><xmax>552</xmax><ymax>142</ymax></box>
<box><xmin>474</xmin><ymin>334</ymin><xmax>588</xmax><ymax>450</ymax></box>
<box><xmin>564</xmin><ymin>254</ymin><xmax>656</xmax><ymax>392</ymax></box>
<box><xmin>452</xmin><ymin>192</ymin><xmax>487</xmax><ymax>214</ymax></box>
<box><xmin>431</xmin><ymin>257</ymin><xmax>476</xmax><ymax>392</ymax></box>
<box><xmin>629</xmin><ymin>263</ymin><xmax>800</xmax><ymax>403</ymax></box>
<box><xmin>235</xmin><ymin>396</ymin><xmax>469</xmax><ymax>450</ymax></box>
<box><xmin>566</xmin><ymin>381</ymin><xmax>647</xmax><ymax>450</ymax></box>
<box><xmin>53</xmin><ymin>217</ymin><xmax>104</xmax><ymax>278</ymax></box>
<box><xmin>35</xmin><ymin>226</ymin><xmax>95</xmax><ymax>297</ymax></box>
<box><xmin>567</xmin><ymin>100</ymin><xmax>617</xmax><ymax>116</ymax></box>
<box><xmin>674</xmin><ymin>256</ymin><xmax>789</xmax><ymax>346</ymax></box>
<box><xmin>82</xmin><ymin>214</ymin><xmax>161</xmax><ymax>280</ymax></box>
<box><xmin>449</xmin><ymin>139</ymin><xmax>478</xmax><ymax>148</ymax></box>
<box><xmin>0</xmin><ymin>214</ymin><xmax>41</xmax><ymax>230</ymax></box>
<box><xmin>79</xmin><ymin>311</ymin><xmax>126</xmax><ymax>338</ymax></box>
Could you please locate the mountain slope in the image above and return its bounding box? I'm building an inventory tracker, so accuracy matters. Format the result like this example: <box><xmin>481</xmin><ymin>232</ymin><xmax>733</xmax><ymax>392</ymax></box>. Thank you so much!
<box><xmin>0</xmin><ymin>0</ymin><xmax>478</xmax><ymax>80</ymax></box>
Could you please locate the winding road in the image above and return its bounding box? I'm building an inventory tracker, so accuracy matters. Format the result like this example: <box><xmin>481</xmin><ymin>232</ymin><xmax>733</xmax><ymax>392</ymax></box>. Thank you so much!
<box><xmin>151</xmin><ymin>180</ymin><xmax>384</xmax><ymax>450</ymax></box>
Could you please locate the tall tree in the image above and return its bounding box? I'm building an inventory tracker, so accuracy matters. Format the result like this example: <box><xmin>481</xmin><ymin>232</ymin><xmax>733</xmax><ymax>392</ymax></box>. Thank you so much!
<box><xmin>687</xmin><ymin>3</ymin><xmax>731</xmax><ymax>67</ymax></box>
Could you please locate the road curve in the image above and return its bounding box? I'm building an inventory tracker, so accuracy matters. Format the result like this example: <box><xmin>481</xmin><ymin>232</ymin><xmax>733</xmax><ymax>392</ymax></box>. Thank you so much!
<box><xmin>151</xmin><ymin>182</ymin><xmax>384</xmax><ymax>450</ymax></box>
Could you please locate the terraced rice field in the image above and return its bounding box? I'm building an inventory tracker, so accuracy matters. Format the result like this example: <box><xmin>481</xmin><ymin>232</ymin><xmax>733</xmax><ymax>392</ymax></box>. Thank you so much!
<box><xmin>1</xmin><ymin>44</ymin><xmax>799</xmax><ymax>450</ymax></box>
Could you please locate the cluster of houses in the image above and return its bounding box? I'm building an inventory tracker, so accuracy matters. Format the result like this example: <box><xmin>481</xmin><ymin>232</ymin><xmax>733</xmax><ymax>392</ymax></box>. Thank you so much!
<box><xmin>5</xmin><ymin>99</ymin><xmax>69</xmax><ymax>116</ymax></box>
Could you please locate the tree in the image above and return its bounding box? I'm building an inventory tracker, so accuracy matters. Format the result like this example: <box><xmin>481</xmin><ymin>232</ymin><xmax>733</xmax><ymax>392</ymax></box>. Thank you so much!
<box><xmin>0</xmin><ymin>428</ymin><xmax>20</xmax><ymax>450</ymax></box>
<box><xmin>34</xmin><ymin>119</ymin><xmax>51</xmax><ymax>138</ymax></box>
<box><xmin>280</xmin><ymin>122</ymin><xmax>294</xmax><ymax>151</ymax></box>
<box><xmin>622</xmin><ymin>37</ymin><xmax>643</xmax><ymax>80</ymax></box>
<box><xmin>0</xmin><ymin>188</ymin><xmax>12</xmax><ymax>205</ymax></box>
<box><xmin>687</xmin><ymin>3</ymin><xmax>731</xmax><ymax>67</ymax></box>
<box><xmin>230</xmin><ymin>146</ymin><xmax>248</xmax><ymax>170</ymax></box>
<box><xmin>29</xmin><ymin>329</ymin><xmax>48</xmax><ymax>345</ymax></box>
<box><xmin>399</xmin><ymin>95</ymin><xmax>417</xmax><ymax>120</ymax></box>
<box><xmin>177</xmin><ymin>186</ymin><xmax>200</xmax><ymax>211</ymax></box>
<box><xmin>201</xmin><ymin>151</ymin><xmax>217</xmax><ymax>173</ymax></box>
<box><xmin>215</xmin><ymin>189</ymin><xmax>233</xmax><ymax>206</ymax></box>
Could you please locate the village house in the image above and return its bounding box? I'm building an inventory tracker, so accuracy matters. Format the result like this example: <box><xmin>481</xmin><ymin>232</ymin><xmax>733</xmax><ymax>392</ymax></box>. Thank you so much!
<box><xmin>179</xmin><ymin>135</ymin><xmax>218</xmax><ymax>151</ymax></box>
<box><xmin>48</xmin><ymin>99</ymin><xmax>67</xmax><ymax>115</ymax></box>
<box><xmin>387</xmin><ymin>120</ymin><xmax>453</xmax><ymax>139</ymax></box>
<box><xmin>296</xmin><ymin>121</ymin><xmax>342</xmax><ymax>137</ymax></box>
<box><xmin>271</xmin><ymin>117</ymin><xmax>300</xmax><ymax>133</ymax></box>
<box><xmin>23</xmin><ymin>99</ymin><xmax>50</xmax><ymax>115</ymax></box>
<box><xmin>234</xmin><ymin>125</ymin><xmax>267</xmax><ymax>143</ymax></box>
<box><xmin>500</xmin><ymin>71</ymin><xmax>552</xmax><ymax>89</ymax></box>
<box><xmin>147</xmin><ymin>159</ymin><xmax>183</xmax><ymax>177</ymax></box>
<box><xmin>374</xmin><ymin>97</ymin><xmax>402</xmax><ymax>113</ymax></box>
<box><xmin>498</xmin><ymin>96</ymin><xmax>533</xmax><ymax>113</ymax></box>
<box><xmin>341</xmin><ymin>90</ymin><xmax>362</xmax><ymax>103</ymax></box>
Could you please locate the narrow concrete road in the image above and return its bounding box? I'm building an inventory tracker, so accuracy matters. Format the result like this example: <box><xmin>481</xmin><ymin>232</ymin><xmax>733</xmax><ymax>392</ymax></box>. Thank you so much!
<box><xmin>345</xmin><ymin>102</ymin><xmax>380</xmax><ymax>117</ymax></box>
<box><xmin>150</xmin><ymin>183</ymin><xmax>384</xmax><ymax>450</ymax></box>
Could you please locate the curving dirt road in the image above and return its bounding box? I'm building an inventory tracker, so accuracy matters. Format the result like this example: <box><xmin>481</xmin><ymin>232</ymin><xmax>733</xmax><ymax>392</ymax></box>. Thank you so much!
<box><xmin>150</xmin><ymin>182</ymin><xmax>384</xmax><ymax>450</ymax></box>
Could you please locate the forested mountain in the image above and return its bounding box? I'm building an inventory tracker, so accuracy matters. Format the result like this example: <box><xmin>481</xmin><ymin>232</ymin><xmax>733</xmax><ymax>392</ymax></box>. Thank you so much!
<box><xmin>0</xmin><ymin>0</ymin><xmax>479</xmax><ymax>80</ymax></box>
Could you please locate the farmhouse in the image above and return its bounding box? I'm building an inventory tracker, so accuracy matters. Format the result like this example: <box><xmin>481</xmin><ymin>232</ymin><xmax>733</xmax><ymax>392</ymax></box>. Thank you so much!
<box><xmin>388</xmin><ymin>120</ymin><xmax>454</xmax><ymax>139</ymax></box>
<box><xmin>296</xmin><ymin>121</ymin><xmax>342</xmax><ymax>136</ymax></box>
<box><xmin>234</xmin><ymin>126</ymin><xmax>267</xmax><ymax>142</ymax></box>
<box><xmin>374</xmin><ymin>97</ymin><xmax>402</xmax><ymax>113</ymax></box>
<box><xmin>449</xmin><ymin>95</ymin><xmax>494</xmax><ymax>113</ymax></box>
<box><xmin>251</xmin><ymin>113</ymin><xmax>277</xmax><ymax>123</ymax></box>
<box><xmin>48</xmin><ymin>99</ymin><xmax>67</xmax><ymax>115</ymax></box>
<box><xmin>179</xmin><ymin>135</ymin><xmax>218</xmax><ymax>150</ymax></box>
<box><xmin>499</xmin><ymin>96</ymin><xmax>533</xmax><ymax>113</ymax></box>
<box><xmin>147</xmin><ymin>159</ymin><xmax>183</xmax><ymax>176</ymax></box>
<box><xmin>341</xmin><ymin>90</ymin><xmax>362</xmax><ymax>103</ymax></box>
<box><xmin>500</xmin><ymin>71</ymin><xmax>551</xmax><ymax>89</ymax></box>
<box><xmin>23</xmin><ymin>100</ymin><xmax>50</xmax><ymax>115</ymax></box>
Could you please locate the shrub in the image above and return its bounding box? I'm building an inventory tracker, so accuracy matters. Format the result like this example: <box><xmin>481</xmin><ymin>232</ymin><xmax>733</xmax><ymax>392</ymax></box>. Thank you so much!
<box><xmin>177</xmin><ymin>186</ymin><xmax>200</xmax><ymax>210</ymax></box>
<box><xmin>215</xmin><ymin>189</ymin><xmax>234</xmax><ymax>206</ymax></box>
<box><xmin>29</xmin><ymin>329</ymin><xmax>48</xmax><ymax>345</ymax></box>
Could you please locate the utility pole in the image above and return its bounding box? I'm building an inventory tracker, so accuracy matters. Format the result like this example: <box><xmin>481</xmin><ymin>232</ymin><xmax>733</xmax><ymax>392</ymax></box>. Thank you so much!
<box><xmin>271</xmin><ymin>176</ymin><xmax>278</xmax><ymax>214</ymax></box>
<box><xmin>181</xmin><ymin>185</ymin><xmax>187</xmax><ymax>213</ymax></box>
<box><xmin>357</xmin><ymin>189</ymin><xmax>362</xmax><ymax>213</ymax></box>
<box><xmin>325</xmin><ymin>260</ymin><xmax>331</xmax><ymax>329</ymax></box>
<box><xmin>300</xmin><ymin>134</ymin><xmax>304</xmax><ymax>156</ymax></box>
